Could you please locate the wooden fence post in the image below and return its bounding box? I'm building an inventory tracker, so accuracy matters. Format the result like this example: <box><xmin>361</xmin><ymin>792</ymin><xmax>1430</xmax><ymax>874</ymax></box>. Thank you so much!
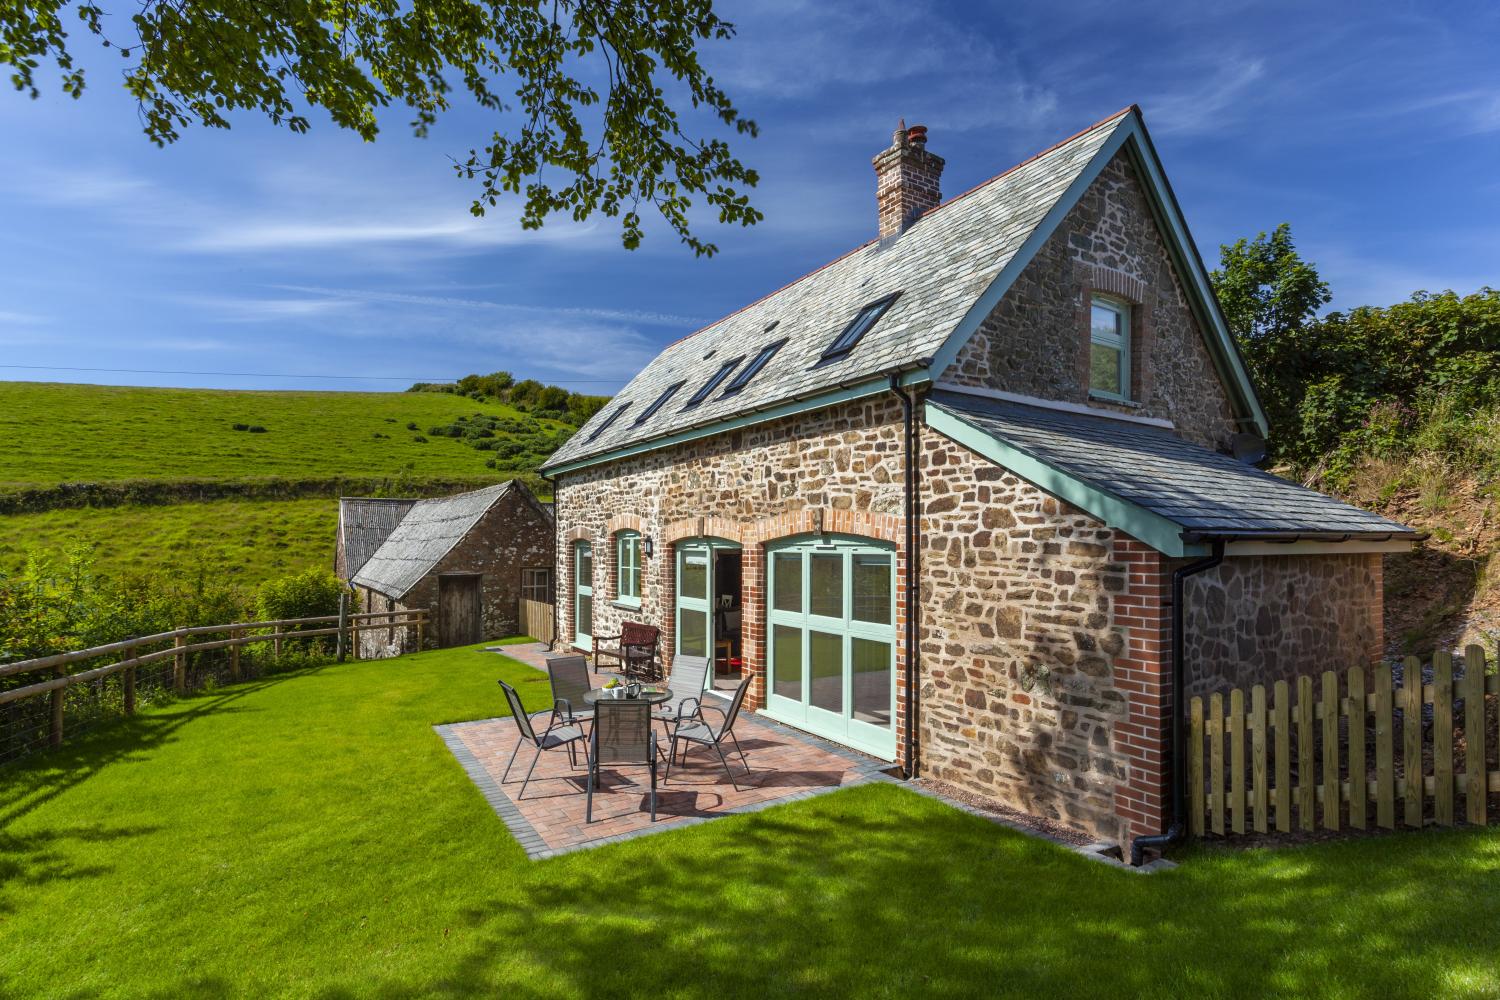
<box><xmin>336</xmin><ymin>592</ymin><xmax>348</xmax><ymax>663</ymax></box>
<box><xmin>173</xmin><ymin>631</ymin><xmax>186</xmax><ymax>694</ymax></box>
<box><xmin>416</xmin><ymin>613</ymin><xmax>425</xmax><ymax>651</ymax></box>
<box><xmin>1375</xmin><ymin>663</ymin><xmax>1395</xmax><ymax>829</ymax></box>
<box><xmin>49</xmin><ymin>664</ymin><xmax>65</xmax><ymax>747</ymax></box>
<box><xmin>1251</xmin><ymin>684</ymin><xmax>1268</xmax><ymax>834</ymax></box>
<box><xmin>1296</xmin><ymin>674</ymin><xmax>1315</xmax><ymax>832</ymax></box>
<box><xmin>352</xmin><ymin>617</ymin><xmax>360</xmax><ymax>660</ymax></box>
<box><xmin>230</xmin><ymin>628</ymin><xmax>242</xmax><ymax>683</ymax></box>
<box><xmin>1435</xmin><ymin>651</ymin><xmax>1454</xmax><ymax>826</ymax></box>
<box><xmin>1274</xmin><ymin>679</ymin><xmax>1291</xmax><ymax>833</ymax></box>
<box><xmin>1465</xmin><ymin>645</ymin><xmax>1488</xmax><ymax>826</ymax></box>
<box><xmin>1347</xmin><ymin>666</ymin><xmax>1367</xmax><ymax>829</ymax></box>
<box><xmin>1402</xmin><ymin>655</ymin><xmax>1423</xmax><ymax>828</ymax></box>
<box><xmin>124</xmin><ymin>642</ymin><xmax>137</xmax><ymax>717</ymax></box>
<box><xmin>1322</xmin><ymin>670</ymin><xmax>1340</xmax><ymax>831</ymax></box>
<box><xmin>273</xmin><ymin>632</ymin><xmax>283</xmax><ymax>660</ymax></box>
<box><xmin>1188</xmin><ymin>697</ymin><xmax>1205</xmax><ymax>837</ymax></box>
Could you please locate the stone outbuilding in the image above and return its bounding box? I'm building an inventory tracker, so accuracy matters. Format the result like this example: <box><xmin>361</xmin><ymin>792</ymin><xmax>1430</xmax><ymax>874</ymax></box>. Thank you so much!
<box><xmin>539</xmin><ymin>106</ymin><xmax>1421</xmax><ymax>851</ymax></box>
<box><xmin>335</xmin><ymin>497</ymin><xmax>416</xmax><ymax>581</ymax></box>
<box><xmin>346</xmin><ymin>482</ymin><xmax>553</xmax><ymax>656</ymax></box>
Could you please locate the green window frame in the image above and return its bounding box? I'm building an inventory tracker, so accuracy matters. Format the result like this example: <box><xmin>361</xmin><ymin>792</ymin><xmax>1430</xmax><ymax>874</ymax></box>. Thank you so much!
<box><xmin>1089</xmin><ymin>295</ymin><xmax>1131</xmax><ymax>401</ymax></box>
<box><xmin>615</xmin><ymin>531</ymin><xmax>642</xmax><ymax>606</ymax></box>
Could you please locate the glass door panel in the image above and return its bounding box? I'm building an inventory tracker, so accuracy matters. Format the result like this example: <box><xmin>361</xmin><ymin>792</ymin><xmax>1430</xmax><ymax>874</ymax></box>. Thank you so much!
<box><xmin>679</xmin><ymin>608</ymin><xmax>708</xmax><ymax>658</ymax></box>
<box><xmin>771</xmin><ymin>623</ymin><xmax>803</xmax><ymax>700</ymax></box>
<box><xmin>574</xmin><ymin>541</ymin><xmax>593</xmax><ymax>651</ymax></box>
<box><xmin>808</xmin><ymin>630</ymin><xmax>844</xmax><ymax>715</ymax></box>
<box><xmin>851</xmin><ymin>637</ymin><xmax>893</xmax><ymax>726</ymax></box>
<box><xmin>809</xmin><ymin>553</ymin><xmax>843</xmax><ymax>618</ymax></box>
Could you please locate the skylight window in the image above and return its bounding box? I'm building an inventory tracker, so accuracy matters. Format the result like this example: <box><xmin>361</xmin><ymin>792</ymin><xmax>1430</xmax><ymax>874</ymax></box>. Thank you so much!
<box><xmin>821</xmin><ymin>293</ymin><xmax>900</xmax><ymax>361</ymax></box>
<box><xmin>685</xmin><ymin>357</ymin><xmax>744</xmax><ymax>408</ymax></box>
<box><xmin>635</xmin><ymin>381</ymin><xmax>684</xmax><ymax>425</ymax></box>
<box><xmin>588</xmin><ymin>402</ymin><xmax>630</xmax><ymax>441</ymax></box>
<box><xmin>723</xmin><ymin>339</ymin><xmax>786</xmax><ymax>395</ymax></box>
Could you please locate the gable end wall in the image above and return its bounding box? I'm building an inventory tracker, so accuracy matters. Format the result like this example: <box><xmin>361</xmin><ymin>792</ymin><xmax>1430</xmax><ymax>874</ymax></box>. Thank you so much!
<box><xmin>945</xmin><ymin>149</ymin><xmax>1240</xmax><ymax>450</ymax></box>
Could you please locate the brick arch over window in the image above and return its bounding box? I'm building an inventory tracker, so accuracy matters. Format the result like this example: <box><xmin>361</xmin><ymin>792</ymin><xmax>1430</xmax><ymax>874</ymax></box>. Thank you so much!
<box><xmin>747</xmin><ymin>508</ymin><xmax>902</xmax><ymax>546</ymax></box>
<box><xmin>605</xmin><ymin>514</ymin><xmax>644</xmax><ymax>536</ymax></box>
<box><xmin>1078</xmin><ymin>263</ymin><xmax>1155</xmax><ymax>405</ymax></box>
<box><xmin>662</xmin><ymin>516</ymin><xmax>747</xmax><ymax>546</ymax></box>
<box><xmin>563</xmin><ymin>526</ymin><xmax>594</xmax><ymax>544</ymax></box>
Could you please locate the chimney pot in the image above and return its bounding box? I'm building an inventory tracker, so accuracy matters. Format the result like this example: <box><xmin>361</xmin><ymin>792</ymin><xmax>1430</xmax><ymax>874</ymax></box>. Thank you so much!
<box><xmin>873</xmin><ymin>121</ymin><xmax>944</xmax><ymax>240</ymax></box>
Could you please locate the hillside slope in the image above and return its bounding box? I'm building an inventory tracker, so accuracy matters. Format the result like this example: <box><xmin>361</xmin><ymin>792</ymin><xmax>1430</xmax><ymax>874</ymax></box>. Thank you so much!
<box><xmin>0</xmin><ymin>382</ymin><xmax>574</xmax><ymax>486</ymax></box>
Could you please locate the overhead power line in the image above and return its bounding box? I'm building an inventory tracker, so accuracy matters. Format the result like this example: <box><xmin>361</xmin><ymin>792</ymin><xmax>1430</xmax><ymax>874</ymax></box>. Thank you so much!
<box><xmin>0</xmin><ymin>364</ymin><xmax>627</xmax><ymax>383</ymax></box>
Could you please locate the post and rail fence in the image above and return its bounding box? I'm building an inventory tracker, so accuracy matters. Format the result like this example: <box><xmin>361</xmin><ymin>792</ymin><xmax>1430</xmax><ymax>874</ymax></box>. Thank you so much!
<box><xmin>1189</xmin><ymin>644</ymin><xmax>1498</xmax><ymax>838</ymax></box>
<box><xmin>0</xmin><ymin>609</ymin><xmax>426</xmax><ymax>766</ymax></box>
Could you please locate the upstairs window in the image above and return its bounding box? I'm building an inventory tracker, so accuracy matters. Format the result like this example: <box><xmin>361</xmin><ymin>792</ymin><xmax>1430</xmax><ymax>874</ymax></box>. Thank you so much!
<box><xmin>684</xmin><ymin>357</ymin><xmax>743</xmax><ymax>408</ymax></box>
<box><xmin>723</xmin><ymin>339</ymin><xmax>786</xmax><ymax>395</ymax></box>
<box><xmin>1089</xmin><ymin>296</ymin><xmax>1131</xmax><ymax>401</ymax></box>
<box><xmin>615</xmin><ymin>531</ymin><xmax>642</xmax><ymax>605</ymax></box>
<box><xmin>820</xmin><ymin>293</ymin><xmax>900</xmax><ymax>361</ymax></box>
<box><xmin>635</xmin><ymin>381</ymin><xmax>684</xmax><ymax>425</ymax></box>
<box><xmin>588</xmin><ymin>402</ymin><xmax>630</xmax><ymax>441</ymax></box>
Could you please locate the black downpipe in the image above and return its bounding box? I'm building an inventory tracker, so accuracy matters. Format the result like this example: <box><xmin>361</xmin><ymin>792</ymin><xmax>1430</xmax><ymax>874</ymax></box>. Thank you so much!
<box><xmin>541</xmin><ymin>471</ymin><xmax>560</xmax><ymax>652</ymax></box>
<box><xmin>891</xmin><ymin>374</ymin><xmax>919</xmax><ymax>779</ymax></box>
<box><xmin>1130</xmin><ymin>538</ymin><xmax>1224</xmax><ymax>866</ymax></box>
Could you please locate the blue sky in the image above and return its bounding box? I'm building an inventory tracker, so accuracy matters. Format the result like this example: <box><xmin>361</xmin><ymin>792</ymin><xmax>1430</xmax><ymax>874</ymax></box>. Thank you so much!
<box><xmin>1</xmin><ymin>0</ymin><xmax>1496</xmax><ymax>394</ymax></box>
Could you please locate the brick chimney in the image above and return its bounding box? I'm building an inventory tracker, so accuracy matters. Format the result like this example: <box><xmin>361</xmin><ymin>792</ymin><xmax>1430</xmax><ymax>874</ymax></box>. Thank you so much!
<box><xmin>873</xmin><ymin>119</ymin><xmax>945</xmax><ymax>240</ymax></box>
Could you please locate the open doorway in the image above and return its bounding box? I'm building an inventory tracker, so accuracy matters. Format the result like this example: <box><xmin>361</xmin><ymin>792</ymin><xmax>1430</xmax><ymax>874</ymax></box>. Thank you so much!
<box><xmin>712</xmin><ymin>549</ymin><xmax>743</xmax><ymax>690</ymax></box>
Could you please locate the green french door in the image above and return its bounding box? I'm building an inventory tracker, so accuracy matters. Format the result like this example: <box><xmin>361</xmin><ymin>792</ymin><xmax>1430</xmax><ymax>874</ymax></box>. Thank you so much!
<box><xmin>675</xmin><ymin>538</ymin><xmax>739</xmax><ymax>660</ymax></box>
<box><xmin>574</xmin><ymin>541</ymin><xmax>593</xmax><ymax>652</ymax></box>
<box><xmin>765</xmin><ymin>536</ymin><xmax>896</xmax><ymax>759</ymax></box>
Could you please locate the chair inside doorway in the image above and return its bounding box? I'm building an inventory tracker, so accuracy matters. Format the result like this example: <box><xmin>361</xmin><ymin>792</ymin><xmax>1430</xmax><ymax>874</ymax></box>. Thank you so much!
<box><xmin>711</xmin><ymin>549</ymin><xmax>743</xmax><ymax>691</ymax></box>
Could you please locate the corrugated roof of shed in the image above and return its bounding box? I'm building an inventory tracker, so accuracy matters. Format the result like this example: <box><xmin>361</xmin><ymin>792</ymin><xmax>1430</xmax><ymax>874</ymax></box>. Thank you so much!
<box><xmin>352</xmin><ymin>483</ymin><xmax>516</xmax><ymax>598</ymax></box>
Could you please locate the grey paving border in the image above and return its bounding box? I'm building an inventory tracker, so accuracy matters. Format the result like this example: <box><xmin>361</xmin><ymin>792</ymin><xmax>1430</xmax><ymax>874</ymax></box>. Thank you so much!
<box><xmin>434</xmin><ymin>721</ymin><xmax>550</xmax><ymax>857</ymax></box>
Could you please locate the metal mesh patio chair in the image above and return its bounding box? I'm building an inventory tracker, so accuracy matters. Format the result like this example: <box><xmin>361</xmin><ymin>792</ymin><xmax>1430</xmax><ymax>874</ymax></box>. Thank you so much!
<box><xmin>587</xmin><ymin>699</ymin><xmax>658</xmax><ymax>823</ymax></box>
<box><xmin>497</xmin><ymin>679</ymin><xmax>589</xmax><ymax>800</ymax></box>
<box><xmin>546</xmin><ymin>654</ymin><xmax>596</xmax><ymax>727</ymax></box>
<box><xmin>654</xmin><ymin>655</ymin><xmax>710</xmax><ymax>726</ymax></box>
<box><xmin>664</xmin><ymin>673</ymin><xmax>753</xmax><ymax>790</ymax></box>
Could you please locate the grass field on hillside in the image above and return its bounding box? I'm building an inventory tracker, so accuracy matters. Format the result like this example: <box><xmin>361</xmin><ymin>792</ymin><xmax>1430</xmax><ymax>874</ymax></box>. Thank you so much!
<box><xmin>0</xmin><ymin>498</ymin><xmax>336</xmax><ymax>588</ymax></box>
<box><xmin>4</xmin><ymin>644</ymin><xmax>1500</xmax><ymax>998</ymax></box>
<box><xmin>0</xmin><ymin>382</ymin><xmax>574</xmax><ymax>486</ymax></box>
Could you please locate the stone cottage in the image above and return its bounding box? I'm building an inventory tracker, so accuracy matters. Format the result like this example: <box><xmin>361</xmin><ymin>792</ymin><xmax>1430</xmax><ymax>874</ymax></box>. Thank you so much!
<box><xmin>538</xmin><ymin>107</ymin><xmax>1419</xmax><ymax>850</ymax></box>
<box><xmin>347</xmin><ymin>481</ymin><xmax>553</xmax><ymax>655</ymax></box>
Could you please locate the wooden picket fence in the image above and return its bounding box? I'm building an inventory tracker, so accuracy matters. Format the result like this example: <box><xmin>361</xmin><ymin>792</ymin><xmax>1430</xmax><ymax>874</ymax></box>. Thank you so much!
<box><xmin>520</xmin><ymin>597</ymin><xmax>556</xmax><ymax>644</ymax></box>
<box><xmin>1189</xmin><ymin>645</ymin><xmax>1496</xmax><ymax>837</ymax></box>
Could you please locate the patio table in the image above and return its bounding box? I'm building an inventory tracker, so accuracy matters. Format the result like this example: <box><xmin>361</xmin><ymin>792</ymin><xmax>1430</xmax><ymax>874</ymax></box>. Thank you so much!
<box><xmin>584</xmin><ymin>686</ymin><xmax>672</xmax><ymax>707</ymax></box>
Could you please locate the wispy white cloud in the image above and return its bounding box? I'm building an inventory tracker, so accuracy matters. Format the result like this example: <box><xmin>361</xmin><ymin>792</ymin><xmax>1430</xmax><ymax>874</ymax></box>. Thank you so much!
<box><xmin>139</xmin><ymin>336</ymin><xmax>241</xmax><ymax>352</ymax></box>
<box><xmin>183</xmin><ymin>214</ymin><xmax>603</xmax><ymax>253</ymax></box>
<box><xmin>1144</xmin><ymin>57</ymin><xmax>1266</xmax><ymax>135</ymax></box>
<box><xmin>0</xmin><ymin>308</ymin><xmax>51</xmax><ymax>326</ymax></box>
<box><xmin>268</xmin><ymin>284</ymin><xmax>702</xmax><ymax>327</ymax></box>
<box><xmin>175</xmin><ymin>295</ymin><xmax>359</xmax><ymax>323</ymax></box>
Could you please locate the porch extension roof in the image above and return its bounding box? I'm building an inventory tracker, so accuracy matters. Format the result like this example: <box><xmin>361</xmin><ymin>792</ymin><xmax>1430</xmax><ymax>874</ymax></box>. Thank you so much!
<box><xmin>925</xmin><ymin>391</ymin><xmax>1418</xmax><ymax>557</ymax></box>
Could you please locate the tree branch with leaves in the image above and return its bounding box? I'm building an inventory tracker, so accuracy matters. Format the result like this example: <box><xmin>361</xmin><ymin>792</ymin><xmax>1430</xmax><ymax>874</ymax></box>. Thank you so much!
<box><xmin>1</xmin><ymin>0</ymin><xmax>761</xmax><ymax>254</ymax></box>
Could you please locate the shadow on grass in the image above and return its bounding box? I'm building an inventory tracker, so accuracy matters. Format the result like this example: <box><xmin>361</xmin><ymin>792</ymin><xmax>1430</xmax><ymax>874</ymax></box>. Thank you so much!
<box><xmin>341</xmin><ymin>787</ymin><xmax>1500</xmax><ymax>998</ymax></box>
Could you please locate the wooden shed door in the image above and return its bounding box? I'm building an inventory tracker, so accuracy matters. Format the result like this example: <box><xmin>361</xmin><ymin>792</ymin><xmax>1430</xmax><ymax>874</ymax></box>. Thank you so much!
<box><xmin>438</xmin><ymin>575</ymin><xmax>483</xmax><ymax>647</ymax></box>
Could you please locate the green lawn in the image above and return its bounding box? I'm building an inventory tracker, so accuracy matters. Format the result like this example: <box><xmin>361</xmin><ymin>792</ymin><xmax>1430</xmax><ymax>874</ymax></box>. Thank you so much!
<box><xmin>4</xmin><ymin>646</ymin><xmax>1500</xmax><ymax>998</ymax></box>
<box><xmin>0</xmin><ymin>498</ymin><xmax>336</xmax><ymax>587</ymax></box>
<box><xmin>0</xmin><ymin>382</ymin><xmax>572</xmax><ymax>486</ymax></box>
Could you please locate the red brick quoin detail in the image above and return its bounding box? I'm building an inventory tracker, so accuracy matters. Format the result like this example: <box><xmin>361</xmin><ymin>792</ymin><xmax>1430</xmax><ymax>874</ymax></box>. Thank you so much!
<box><xmin>1110</xmin><ymin>536</ymin><xmax>1173</xmax><ymax>843</ymax></box>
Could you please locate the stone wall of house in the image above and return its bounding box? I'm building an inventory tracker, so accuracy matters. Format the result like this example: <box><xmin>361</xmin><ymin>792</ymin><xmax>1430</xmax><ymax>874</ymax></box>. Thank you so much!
<box><xmin>1181</xmin><ymin>552</ymin><xmax>1385</xmax><ymax>698</ymax></box>
<box><xmin>356</xmin><ymin>486</ymin><xmax>554</xmax><ymax>657</ymax></box>
<box><xmin>554</xmin><ymin>393</ymin><xmax>909</xmax><ymax>718</ymax></box>
<box><xmin>944</xmin><ymin>149</ymin><xmax>1242</xmax><ymax>451</ymax></box>
<box><xmin>917</xmin><ymin>425</ymin><xmax>1165</xmax><ymax>844</ymax></box>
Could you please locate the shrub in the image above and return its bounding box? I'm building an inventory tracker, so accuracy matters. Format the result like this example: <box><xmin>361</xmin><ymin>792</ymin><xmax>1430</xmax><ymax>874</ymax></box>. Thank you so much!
<box><xmin>406</xmin><ymin>421</ymin><xmax>418</xmax><ymax>431</ymax></box>
<box><xmin>255</xmin><ymin>569</ymin><xmax>347</xmax><ymax>649</ymax></box>
<box><xmin>247</xmin><ymin>426</ymin><xmax>268</xmax><ymax>434</ymax></box>
<box><xmin>411</xmin><ymin>435</ymin><xmax>428</xmax><ymax>443</ymax></box>
<box><xmin>231</xmin><ymin>423</ymin><xmax>249</xmax><ymax>431</ymax></box>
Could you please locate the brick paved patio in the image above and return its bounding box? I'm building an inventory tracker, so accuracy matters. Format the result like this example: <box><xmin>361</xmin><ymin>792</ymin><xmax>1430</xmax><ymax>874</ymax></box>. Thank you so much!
<box><xmin>438</xmin><ymin>644</ymin><xmax>892</xmax><ymax>858</ymax></box>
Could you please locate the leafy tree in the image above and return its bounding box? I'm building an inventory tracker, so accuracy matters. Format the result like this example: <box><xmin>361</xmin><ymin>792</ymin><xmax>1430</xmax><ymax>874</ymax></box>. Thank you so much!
<box><xmin>1</xmin><ymin>0</ymin><xmax>761</xmax><ymax>254</ymax></box>
<box><xmin>1211</xmin><ymin>223</ymin><xmax>1331</xmax><ymax>447</ymax></box>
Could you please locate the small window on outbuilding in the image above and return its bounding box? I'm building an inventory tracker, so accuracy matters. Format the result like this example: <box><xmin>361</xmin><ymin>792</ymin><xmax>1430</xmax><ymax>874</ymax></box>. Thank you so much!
<box><xmin>615</xmin><ymin>531</ymin><xmax>642</xmax><ymax>605</ymax></box>
<box><xmin>1089</xmin><ymin>296</ymin><xmax>1131</xmax><ymax>401</ymax></box>
<box><xmin>635</xmin><ymin>382</ymin><xmax>685</xmax><ymax>425</ymax></box>
<box><xmin>723</xmin><ymin>339</ymin><xmax>786</xmax><ymax>395</ymax></box>
<box><xmin>521</xmin><ymin>567</ymin><xmax>552</xmax><ymax>603</ymax></box>
<box><xmin>684</xmin><ymin>357</ymin><xmax>743</xmax><ymax>408</ymax></box>
<box><xmin>821</xmin><ymin>293</ymin><xmax>900</xmax><ymax>361</ymax></box>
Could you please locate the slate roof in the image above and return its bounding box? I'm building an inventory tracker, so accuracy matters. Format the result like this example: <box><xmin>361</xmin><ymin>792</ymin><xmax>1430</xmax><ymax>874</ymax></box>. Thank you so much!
<box><xmin>337</xmin><ymin>497</ymin><xmax>416</xmax><ymax>580</ymax></box>
<box><xmin>928</xmin><ymin>391</ymin><xmax>1417</xmax><ymax>540</ymax></box>
<box><xmin>543</xmin><ymin>108</ymin><xmax>1137</xmax><ymax>471</ymax></box>
<box><xmin>353</xmin><ymin>483</ymin><xmax>517</xmax><ymax>598</ymax></box>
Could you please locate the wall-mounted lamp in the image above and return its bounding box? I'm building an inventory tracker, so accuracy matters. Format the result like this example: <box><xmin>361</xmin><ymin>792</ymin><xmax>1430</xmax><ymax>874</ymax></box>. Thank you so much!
<box><xmin>643</xmin><ymin>536</ymin><xmax>655</xmax><ymax>558</ymax></box>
